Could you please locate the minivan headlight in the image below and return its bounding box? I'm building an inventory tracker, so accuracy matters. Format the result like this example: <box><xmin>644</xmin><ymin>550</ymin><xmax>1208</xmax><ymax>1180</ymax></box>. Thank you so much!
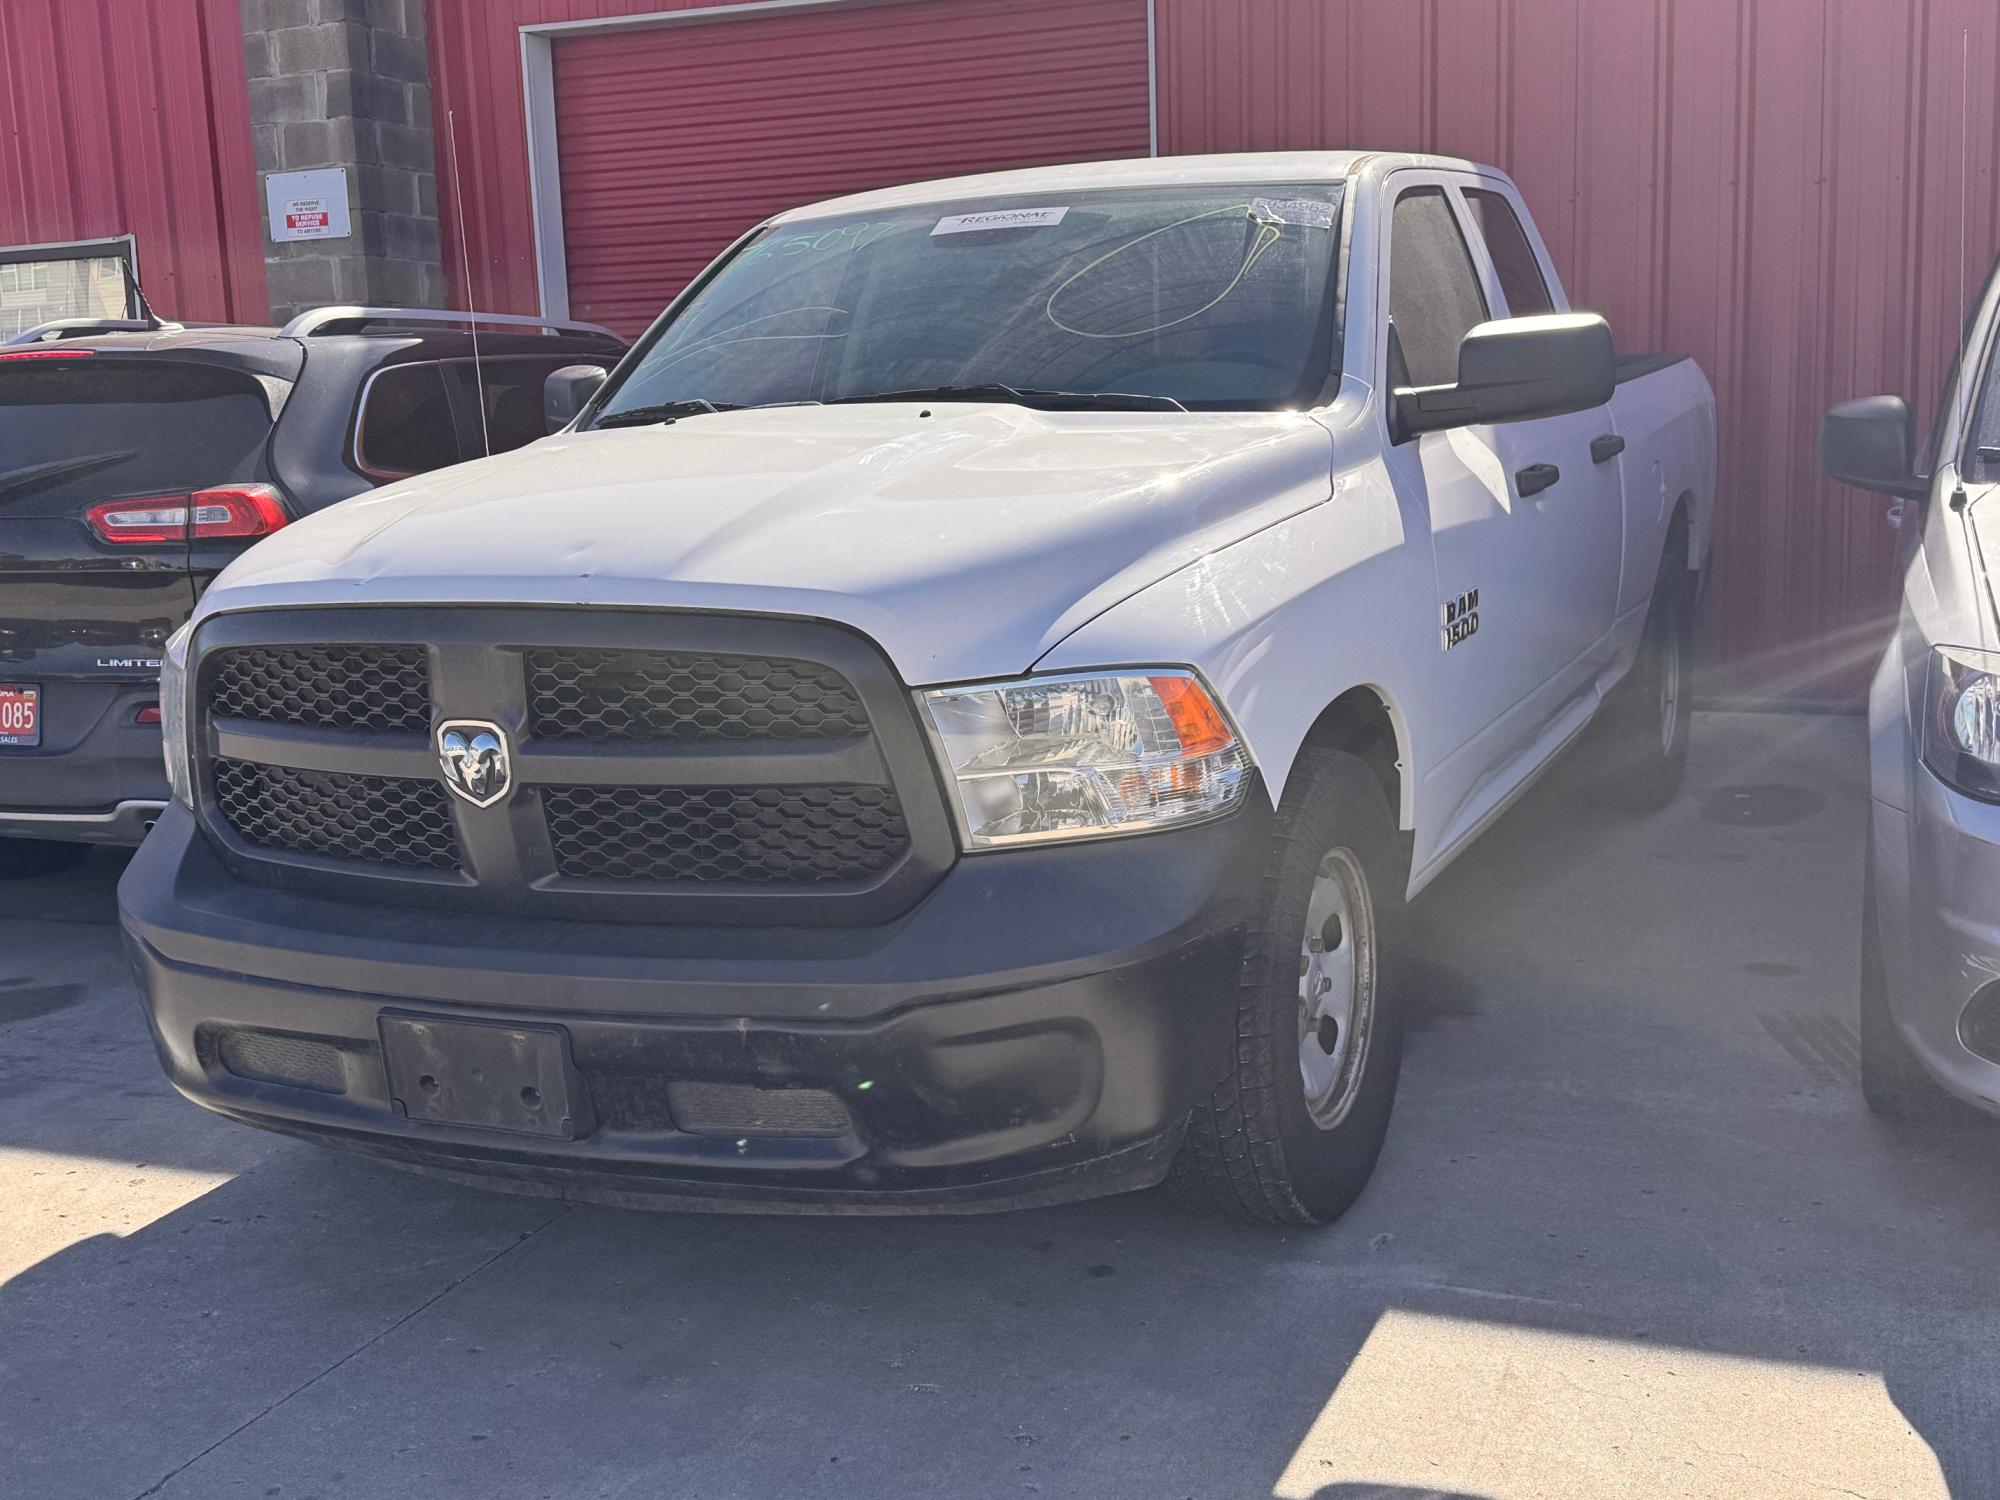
<box><xmin>160</xmin><ymin>622</ymin><xmax>193</xmax><ymax>808</ymax></box>
<box><xmin>920</xmin><ymin>670</ymin><xmax>1253</xmax><ymax>848</ymax></box>
<box><xmin>1925</xmin><ymin>645</ymin><xmax>2000</xmax><ymax>800</ymax></box>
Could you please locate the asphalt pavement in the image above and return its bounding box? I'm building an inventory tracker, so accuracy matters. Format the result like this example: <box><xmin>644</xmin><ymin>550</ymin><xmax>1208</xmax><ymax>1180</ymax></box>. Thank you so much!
<box><xmin>1</xmin><ymin>711</ymin><xmax>1992</xmax><ymax>1499</ymax></box>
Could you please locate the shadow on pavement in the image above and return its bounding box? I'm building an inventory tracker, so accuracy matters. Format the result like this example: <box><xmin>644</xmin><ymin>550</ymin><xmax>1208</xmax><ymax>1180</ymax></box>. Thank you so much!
<box><xmin>1</xmin><ymin>715</ymin><xmax>1995</xmax><ymax>1497</ymax></box>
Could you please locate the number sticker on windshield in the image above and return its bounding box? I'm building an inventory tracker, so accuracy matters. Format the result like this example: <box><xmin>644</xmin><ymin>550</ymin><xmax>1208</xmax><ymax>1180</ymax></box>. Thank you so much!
<box><xmin>737</xmin><ymin>221</ymin><xmax>901</xmax><ymax>266</ymax></box>
<box><xmin>1249</xmin><ymin>197</ymin><xmax>1336</xmax><ymax>229</ymax></box>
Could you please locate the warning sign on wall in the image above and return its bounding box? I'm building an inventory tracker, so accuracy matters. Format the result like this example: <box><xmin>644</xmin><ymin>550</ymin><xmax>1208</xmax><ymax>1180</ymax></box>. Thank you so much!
<box><xmin>266</xmin><ymin>167</ymin><xmax>351</xmax><ymax>243</ymax></box>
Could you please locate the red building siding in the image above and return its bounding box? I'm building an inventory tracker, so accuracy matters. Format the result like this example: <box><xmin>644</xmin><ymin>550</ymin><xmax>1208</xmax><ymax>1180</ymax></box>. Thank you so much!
<box><xmin>430</xmin><ymin>0</ymin><xmax>2000</xmax><ymax>701</ymax></box>
<box><xmin>549</xmin><ymin>0</ymin><xmax>1150</xmax><ymax>335</ymax></box>
<box><xmin>0</xmin><ymin>0</ymin><xmax>265</xmax><ymax>324</ymax></box>
<box><xmin>1156</xmin><ymin>0</ymin><xmax>2000</xmax><ymax>702</ymax></box>
<box><xmin>427</xmin><ymin>0</ymin><xmax>743</xmax><ymax>325</ymax></box>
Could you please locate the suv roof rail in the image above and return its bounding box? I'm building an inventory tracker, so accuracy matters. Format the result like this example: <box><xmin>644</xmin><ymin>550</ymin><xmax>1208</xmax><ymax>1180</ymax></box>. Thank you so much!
<box><xmin>6</xmin><ymin>316</ymin><xmax>186</xmax><ymax>346</ymax></box>
<box><xmin>279</xmin><ymin>305</ymin><xmax>622</xmax><ymax>342</ymax></box>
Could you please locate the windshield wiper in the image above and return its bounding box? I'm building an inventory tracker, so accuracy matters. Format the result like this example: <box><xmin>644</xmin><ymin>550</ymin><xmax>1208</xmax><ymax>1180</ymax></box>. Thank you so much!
<box><xmin>591</xmin><ymin>399</ymin><xmax>744</xmax><ymax>429</ymax></box>
<box><xmin>0</xmin><ymin>450</ymin><xmax>136</xmax><ymax>505</ymax></box>
<box><xmin>827</xmin><ymin>383</ymin><xmax>1186</xmax><ymax>413</ymax></box>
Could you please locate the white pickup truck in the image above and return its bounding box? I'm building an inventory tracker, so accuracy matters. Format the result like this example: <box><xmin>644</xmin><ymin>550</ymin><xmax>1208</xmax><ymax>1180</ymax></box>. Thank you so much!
<box><xmin>120</xmin><ymin>152</ymin><xmax>1715</xmax><ymax>1224</ymax></box>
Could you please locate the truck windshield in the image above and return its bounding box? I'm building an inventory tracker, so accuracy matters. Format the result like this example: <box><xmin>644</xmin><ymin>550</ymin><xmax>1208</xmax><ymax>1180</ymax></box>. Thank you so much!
<box><xmin>591</xmin><ymin>183</ymin><xmax>1344</xmax><ymax>419</ymax></box>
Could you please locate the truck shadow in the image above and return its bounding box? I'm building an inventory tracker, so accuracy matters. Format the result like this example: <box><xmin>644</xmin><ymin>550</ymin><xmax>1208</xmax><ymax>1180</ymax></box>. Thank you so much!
<box><xmin>0</xmin><ymin>1123</ymin><xmax>1991</xmax><ymax>1497</ymax></box>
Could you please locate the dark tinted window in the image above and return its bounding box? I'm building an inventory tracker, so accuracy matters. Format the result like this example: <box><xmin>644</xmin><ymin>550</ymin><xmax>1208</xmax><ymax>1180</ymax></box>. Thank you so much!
<box><xmin>0</xmin><ymin>359</ymin><xmax>270</xmax><ymax>520</ymax></box>
<box><xmin>1389</xmin><ymin>188</ymin><xmax>1490</xmax><ymax>388</ymax></box>
<box><xmin>357</xmin><ymin>363</ymin><xmax>459</xmax><ymax>477</ymax></box>
<box><xmin>1465</xmin><ymin>189</ymin><xmax>1556</xmax><ymax>318</ymax></box>
<box><xmin>446</xmin><ymin>359</ymin><xmax>579</xmax><ymax>456</ymax></box>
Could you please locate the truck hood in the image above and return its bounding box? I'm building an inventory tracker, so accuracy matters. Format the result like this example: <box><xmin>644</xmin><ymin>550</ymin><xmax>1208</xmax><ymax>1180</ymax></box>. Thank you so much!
<box><xmin>199</xmin><ymin>403</ymin><xmax>1334</xmax><ymax>683</ymax></box>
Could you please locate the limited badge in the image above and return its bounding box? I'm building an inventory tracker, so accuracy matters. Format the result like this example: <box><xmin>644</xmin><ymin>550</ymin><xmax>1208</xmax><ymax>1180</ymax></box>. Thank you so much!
<box><xmin>436</xmin><ymin>719</ymin><xmax>512</xmax><ymax>808</ymax></box>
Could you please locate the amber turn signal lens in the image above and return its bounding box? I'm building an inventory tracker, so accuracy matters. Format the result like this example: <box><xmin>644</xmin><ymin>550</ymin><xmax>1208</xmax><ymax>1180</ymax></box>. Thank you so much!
<box><xmin>1149</xmin><ymin>674</ymin><xmax>1235</xmax><ymax>756</ymax></box>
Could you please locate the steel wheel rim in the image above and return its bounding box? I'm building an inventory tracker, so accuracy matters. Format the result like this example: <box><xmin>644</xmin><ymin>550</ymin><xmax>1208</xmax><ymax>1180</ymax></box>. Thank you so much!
<box><xmin>1297</xmin><ymin>846</ymin><xmax>1377</xmax><ymax>1130</ymax></box>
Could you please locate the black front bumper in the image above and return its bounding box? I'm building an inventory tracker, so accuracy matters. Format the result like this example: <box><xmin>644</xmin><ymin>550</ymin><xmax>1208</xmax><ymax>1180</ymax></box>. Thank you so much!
<box><xmin>120</xmin><ymin>796</ymin><xmax>1268</xmax><ymax>1212</ymax></box>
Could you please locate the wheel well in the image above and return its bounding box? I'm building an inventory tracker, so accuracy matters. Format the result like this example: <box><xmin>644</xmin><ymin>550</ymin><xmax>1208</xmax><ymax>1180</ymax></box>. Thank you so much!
<box><xmin>1295</xmin><ymin>687</ymin><xmax>1405</xmax><ymax>826</ymax></box>
<box><xmin>1669</xmin><ymin>491</ymin><xmax>1694</xmax><ymax>567</ymax></box>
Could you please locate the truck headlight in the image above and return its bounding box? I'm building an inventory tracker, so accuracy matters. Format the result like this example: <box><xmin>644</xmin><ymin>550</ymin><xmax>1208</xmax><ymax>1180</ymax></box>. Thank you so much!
<box><xmin>1925</xmin><ymin>646</ymin><xmax>2000</xmax><ymax>800</ymax></box>
<box><xmin>920</xmin><ymin>670</ymin><xmax>1253</xmax><ymax>848</ymax></box>
<box><xmin>160</xmin><ymin>622</ymin><xmax>193</xmax><ymax>809</ymax></box>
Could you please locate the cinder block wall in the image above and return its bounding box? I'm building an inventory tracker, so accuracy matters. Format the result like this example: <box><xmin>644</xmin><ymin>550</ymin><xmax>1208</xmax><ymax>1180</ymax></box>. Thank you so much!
<box><xmin>241</xmin><ymin>0</ymin><xmax>444</xmax><ymax>319</ymax></box>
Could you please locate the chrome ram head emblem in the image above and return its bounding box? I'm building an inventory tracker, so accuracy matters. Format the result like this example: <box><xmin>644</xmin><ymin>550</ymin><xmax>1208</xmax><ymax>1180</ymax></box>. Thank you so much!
<box><xmin>436</xmin><ymin>720</ymin><xmax>512</xmax><ymax>808</ymax></box>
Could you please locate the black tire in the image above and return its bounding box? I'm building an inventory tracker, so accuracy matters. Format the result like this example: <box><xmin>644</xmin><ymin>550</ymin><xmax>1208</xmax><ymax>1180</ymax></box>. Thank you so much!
<box><xmin>1596</xmin><ymin>532</ymin><xmax>1694</xmax><ymax>812</ymax></box>
<box><xmin>0</xmin><ymin>838</ymin><xmax>92</xmax><ymax>880</ymax></box>
<box><xmin>1171</xmin><ymin>747</ymin><xmax>1407</xmax><ymax>1225</ymax></box>
<box><xmin>1859</xmin><ymin>853</ymin><xmax>1957</xmax><ymax>1120</ymax></box>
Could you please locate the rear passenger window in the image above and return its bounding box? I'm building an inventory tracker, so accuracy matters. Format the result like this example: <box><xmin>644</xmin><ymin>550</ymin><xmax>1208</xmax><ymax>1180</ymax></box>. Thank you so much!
<box><xmin>357</xmin><ymin>363</ymin><xmax>459</xmax><ymax>478</ymax></box>
<box><xmin>1465</xmin><ymin>190</ymin><xmax>1556</xmax><ymax>318</ymax></box>
<box><xmin>1388</xmin><ymin>188</ymin><xmax>1489</xmax><ymax>389</ymax></box>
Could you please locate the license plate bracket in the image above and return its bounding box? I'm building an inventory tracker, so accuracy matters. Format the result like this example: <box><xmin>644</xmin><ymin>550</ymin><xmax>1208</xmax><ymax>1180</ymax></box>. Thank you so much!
<box><xmin>379</xmin><ymin>1014</ymin><xmax>590</xmax><ymax>1140</ymax></box>
<box><xmin>0</xmin><ymin>685</ymin><xmax>40</xmax><ymax>748</ymax></box>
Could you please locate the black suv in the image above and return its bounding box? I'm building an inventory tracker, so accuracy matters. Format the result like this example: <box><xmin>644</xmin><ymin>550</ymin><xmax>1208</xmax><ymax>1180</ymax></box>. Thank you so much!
<box><xmin>0</xmin><ymin>307</ymin><xmax>624</xmax><ymax>875</ymax></box>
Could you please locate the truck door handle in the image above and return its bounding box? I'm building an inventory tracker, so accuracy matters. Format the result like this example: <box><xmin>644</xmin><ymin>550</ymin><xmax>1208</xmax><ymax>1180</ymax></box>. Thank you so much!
<box><xmin>1590</xmin><ymin>434</ymin><xmax>1626</xmax><ymax>464</ymax></box>
<box><xmin>1516</xmin><ymin>463</ymin><xmax>1561</xmax><ymax>498</ymax></box>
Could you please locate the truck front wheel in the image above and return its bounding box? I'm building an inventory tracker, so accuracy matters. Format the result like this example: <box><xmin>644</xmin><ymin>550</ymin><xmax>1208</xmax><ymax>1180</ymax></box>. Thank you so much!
<box><xmin>1171</xmin><ymin>748</ymin><xmax>1407</xmax><ymax>1225</ymax></box>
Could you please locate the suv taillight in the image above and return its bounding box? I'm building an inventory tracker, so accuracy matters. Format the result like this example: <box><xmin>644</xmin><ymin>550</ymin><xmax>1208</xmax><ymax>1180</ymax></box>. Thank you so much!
<box><xmin>86</xmin><ymin>485</ymin><xmax>289</xmax><ymax>545</ymax></box>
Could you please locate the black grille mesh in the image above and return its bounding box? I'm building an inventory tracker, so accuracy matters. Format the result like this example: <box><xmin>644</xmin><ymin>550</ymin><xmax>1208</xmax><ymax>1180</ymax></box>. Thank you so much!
<box><xmin>214</xmin><ymin>1029</ymin><xmax>350</xmax><ymax>1094</ymax></box>
<box><xmin>207</xmin><ymin>646</ymin><xmax>430</xmax><ymax>733</ymax></box>
<box><xmin>667</xmin><ymin>1081</ymin><xmax>852</xmax><ymax>1135</ymax></box>
<box><xmin>526</xmin><ymin>648</ymin><xmax>870</xmax><ymax>741</ymax></box>
<box><xmin>212</xmin><ymin>758</ymin><xmax>460</xmax><ymax>870</ymax></box>
<box><xmin>542</xmin><ymin>784</ymin><xmax>907</xmax><ymax>884</ymax></box>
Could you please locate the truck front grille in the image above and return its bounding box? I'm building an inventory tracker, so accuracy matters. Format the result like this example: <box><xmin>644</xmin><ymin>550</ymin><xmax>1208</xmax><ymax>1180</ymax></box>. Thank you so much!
<box><xmin>525</xmin><ymin>647</ymin><xmax>870</xmax><ymax>741</ymax></box>
<box><xmin>207</xmin><ymin>645</ymin><xmax>430</xmax><ymax>733</ymax></box>
<box><xmin>212</xmin><ymin>758</ymin><xmax>461</xmax><ymax>870</ymax></box>
<box><xmin>192</xmin><ymin>611</ymin><xmax>951</xmax><ymax>924</ymax></box>
<box><xmin>542</xmin><ymin>783</ymin><xmax>908</xmax><ymax>884</ymax></box>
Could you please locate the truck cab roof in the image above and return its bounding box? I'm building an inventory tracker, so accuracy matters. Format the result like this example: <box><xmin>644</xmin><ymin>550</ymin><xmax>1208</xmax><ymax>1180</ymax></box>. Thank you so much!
<box><xmin>773</xmin><ymin>149</ymin><xmax>1488</xmax><ymax>223</ymax></box>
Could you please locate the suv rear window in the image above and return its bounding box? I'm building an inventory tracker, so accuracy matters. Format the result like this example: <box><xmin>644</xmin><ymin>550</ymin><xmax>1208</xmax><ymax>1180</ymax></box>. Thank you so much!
<box><xmin>0</xmin><ymin>360</ymin><xmax>272</xmax><ymax>520</ymax></box>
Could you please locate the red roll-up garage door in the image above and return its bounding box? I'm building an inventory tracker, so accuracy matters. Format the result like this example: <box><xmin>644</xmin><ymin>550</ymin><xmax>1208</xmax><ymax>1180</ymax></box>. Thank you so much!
<box><xmin>549</xmin><ymin>0</ymin><xmax>1153</xmax><ymax>336</ymax></box>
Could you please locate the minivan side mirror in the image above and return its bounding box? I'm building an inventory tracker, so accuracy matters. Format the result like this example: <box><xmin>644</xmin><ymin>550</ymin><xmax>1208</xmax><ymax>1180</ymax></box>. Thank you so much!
<box><xmin>545</xmin><ymin>364</ymin><xmax>609</xmax><ymax>432</ymax></box>
<box><xmin>1820</xmin><ymin>396</ymin><xmax>1928</xmax><ymax>500</ymax></box>
<box><xmin>1395</xmin><ymin>313</ymin><xmax>1616</xmax><ymax>439</ymax></box>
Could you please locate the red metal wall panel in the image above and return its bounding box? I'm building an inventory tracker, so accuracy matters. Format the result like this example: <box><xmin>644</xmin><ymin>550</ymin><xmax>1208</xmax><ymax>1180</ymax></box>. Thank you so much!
<box><xmin>0</xmin><ymin>0</ymin><xmax>265</xmax><ymax>323</ymax></box>
<box><xmin>1155</xmin><ymin>0</ymin><xmax>2000</xmax><ymax>703</ymax></box>
<box><xmin>431</xmin><ymin>0</ymin><xmax>2000</xmax><ymax>699</ymax></box>
<box><xmin>427</xmin><ymin>0</ymin><xmax>1149</xmax><ymax>332</ymax></box>
<box><xmin>550</xmin><ymin>0</ymin><xmax>1151</xmax><ymax>334</ymax></box>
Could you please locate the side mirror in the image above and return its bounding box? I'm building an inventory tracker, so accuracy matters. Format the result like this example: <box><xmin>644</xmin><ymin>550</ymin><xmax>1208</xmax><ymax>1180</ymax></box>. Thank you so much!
<box><xmin>545</xmin><ymin>364</ymin><xmax>609</xmax><ymax>433</ymax></box>
<box><xmin>1820</xmin><ymin>396</ymin><xmax>1928</xmax><ymax>500</ymax></box>
<box><xmin>1395</xmin><ymin>313</ymin><xmax>1616</xmax><ymax>438</ymax></box>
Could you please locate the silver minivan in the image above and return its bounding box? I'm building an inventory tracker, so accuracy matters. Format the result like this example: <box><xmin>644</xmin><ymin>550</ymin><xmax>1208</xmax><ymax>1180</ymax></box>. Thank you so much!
<box><xmin>1822</xmin><ymin>252</ymin><xmax>2000</xmax><ymax>1117</ymax></box>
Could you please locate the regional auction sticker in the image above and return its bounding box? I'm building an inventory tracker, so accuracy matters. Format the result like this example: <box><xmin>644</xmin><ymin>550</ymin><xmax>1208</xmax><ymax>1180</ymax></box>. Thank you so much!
<box><xmin>933</xmin><ymin>207</ymin><xmax>1070</xmax><ymax>235</ymax></box>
